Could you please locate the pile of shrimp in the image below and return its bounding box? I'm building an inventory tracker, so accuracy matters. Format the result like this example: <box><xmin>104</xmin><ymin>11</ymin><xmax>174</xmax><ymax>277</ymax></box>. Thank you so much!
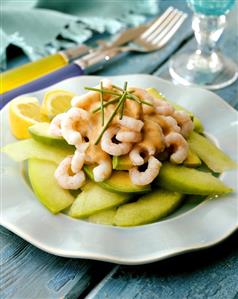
<box><xmin>49</xmin><ymin>79</ymin><xmax>194</xmax><ymax>189</ymax></box>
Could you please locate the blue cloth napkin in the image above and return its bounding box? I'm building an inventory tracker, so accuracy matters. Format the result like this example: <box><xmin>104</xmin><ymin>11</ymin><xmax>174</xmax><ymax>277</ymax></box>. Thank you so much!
<box><xmin>1</xmin><ymin>0</ymin><xmax>159</xmax><ymax>69</ymax></box>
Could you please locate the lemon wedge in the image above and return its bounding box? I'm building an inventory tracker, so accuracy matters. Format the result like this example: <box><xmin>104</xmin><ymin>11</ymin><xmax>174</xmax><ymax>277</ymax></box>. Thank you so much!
<box><xmin>41</xmin><ymin>89</ymin><xmax>75</xmax><ymax>119</ymax></box>
<box><xmin>9</xmin><ymin>97</ymin><xmax>49</xmax><ymax>139</ymax></box>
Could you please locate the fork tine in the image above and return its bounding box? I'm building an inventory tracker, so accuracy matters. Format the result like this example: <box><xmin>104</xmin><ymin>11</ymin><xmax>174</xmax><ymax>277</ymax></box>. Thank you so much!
<box><xmin>143</xmin><ymin>8</ymin><xmax>179</xmax><ymax>43</ymax></box>
<box><xmin>155</xmin><ymin>14</ymin><xmax>188</xmax><ymax>47</ymax></box>
<box><xmin>140</xmin><ymin>6</ymin><xmax>175</xmax><ymax>40</ymax></box>
<box><xmin>152</xmin><ymin>12</ymin><xmax>187</xmax><ymax>46</ymax></box>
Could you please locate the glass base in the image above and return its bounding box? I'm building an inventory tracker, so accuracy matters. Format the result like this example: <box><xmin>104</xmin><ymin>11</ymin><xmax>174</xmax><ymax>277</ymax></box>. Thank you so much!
<box><xmin>169</xmin><ymin>52</ymin><xmax>238</xmax><ymax>90</ymax></box>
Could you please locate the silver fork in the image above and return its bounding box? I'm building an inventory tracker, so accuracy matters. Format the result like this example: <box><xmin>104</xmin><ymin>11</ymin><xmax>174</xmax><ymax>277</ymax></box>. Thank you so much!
<box><xmin>131</xmin><ymin>6</ymin><xmax>188</xmax><ymax>52</ymax></box>
<box><xmin>77</xmin><ymin>7</ymin><xmax>187</xmax><ymax>70</ymax></box>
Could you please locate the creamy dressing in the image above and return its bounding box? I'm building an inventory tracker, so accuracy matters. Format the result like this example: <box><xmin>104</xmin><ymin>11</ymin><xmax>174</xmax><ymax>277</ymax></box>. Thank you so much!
<box><xmin>140</xmin><ymin>117</ymin><xmax>165</xmax><ymax>153</ymax></box>
<box><xmin>71</xmin><ymin>86</ymin><xmax>188</xmax><ymax>164</ymax></box>
<box><xmin>51</xmin><ymin>82</ymin><xmax>193</xmax><ymax>187</ymax></box>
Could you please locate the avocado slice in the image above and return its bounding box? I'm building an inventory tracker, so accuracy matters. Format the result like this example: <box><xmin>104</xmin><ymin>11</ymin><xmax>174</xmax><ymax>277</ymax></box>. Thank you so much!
<box><xmin>188</xmin><ymin>131</ymin><xmax>237</xmax><ymax>173</ymax></box>
<box><xmin>155</xmin><ymin>162</ymin><xmax>233</xmax><ymax>195</ymax></box>
<box><xmin>1</xmin><ymin>139</ymin><xmax>74</xmax><ymax>164</ymax></box>
<box><xmin>28</xmin><ymin>159</ymin><xmax>74</xmax><ymax>213</ymax></box>
<box><xmin>68</xmin><ymin>182</ymin><xmax>131</xmax><ymax>218</ymax></box>
<box><xmin>114</xmin><ymin>189</ymin><xmax>183</xmax><ymax>227</ymax></box>
<box><xmin>192</xmin><ymin>117</ymin><xmax>204</xmax><ymax>134</ymax></box>
<box><xmin>29</xmin><ymin>122</ymin><xmax>72</xmax><ymax>148</ymax></box>
<box><xmin>147</xmin><ymin>87</ymin><xmax>204</xmax><ymax>133</ymax></box>
<box><xmin>84</xmin><ymin>165</ymin><xmax>150</xmax><ymax>194</ymax></box>
<box><xmin>112</xmin><ymin>155</ymin><xmax>132</xmax><ymax>170</ymax></box>
<box><xmin>183</xmin><ymin>148</ymin><xmax>201</xmax><ymax>167</ymax></box>
<box><xmin>113</xmin><ymin>149</ymin><xmax>202</xmax><ymax>169</ymax></box>
<box><xmin>88</xmin><ymin>208</ymin><xmax>117</xmax><ymax>225</ymax></box>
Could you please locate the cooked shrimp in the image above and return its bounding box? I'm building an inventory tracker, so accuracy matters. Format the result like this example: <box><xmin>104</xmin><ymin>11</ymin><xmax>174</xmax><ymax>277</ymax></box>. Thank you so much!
<box><xmin>71</xmin><ymin>78</ymin><xmax>112</xmax><ymax>108</ymax></box>
<box><xmin>123</xmin><ymin>98</ymin><xmax>142</xmax><ymax>119</ymax></box>
<box><xmin>116</xmin><ymin>129</ymin><xmax>142</xmax><ymax>143</ymax></box>
<box><xmin>129</xmin><ymin>156</ymin><xmax>161</xmax><ymax>185</ymax></box>
<box><xmin>100</xmin><ymin>78</ymin><xmax>112</xmax><ymax>88</ymax></box>
<box><xmin>75</xmin><ymin>141</ymin><xmax>90</xmax><ymax>152</ymax></box>
<box><xmin>129</xmin><ymin>145</ymin><xmax>146</xmax><ymax>166</ymax></box>
<box><xmin>82</xmin><ymin>143</ymin><xmax>112</xmax><ymax>181</ymax></box>
<box><xmin>155</xmin><ymin>115</ymin><xmax>180</xmax><ymax>136</ymax></box>
<box><xmin>71</xmin><ymin>143</ymin><xmax>89</xmax><ymax>173</ymax></box>
<box><xmin>130</xmin><ymin>126</ymin><xmax>166</xmax><ymax>165</ymax></box>
<box><xmin>101</xmin><ymin>127</ymin><xmax>132</xmax><ymax>156</ymax></box>
<box><xmin>172</xmin><ymin>110</ymin><xmax>194</xmax><ymax>137</ymax></box>
<box><xmin>71</xmin><ymin>150</ymin><xmax>85</xmax><ymax>173</ymax></box>
<box><xmin>165</xmin><ymin>132</ymin><xmax>189</xmax><ymax>164</ymax></box>
<box><xmin>61</xmin><ymin>107</ymin><xmax>89</xmax><ymax>146</ymax></box>
<box><xmin>54</xmin><ymin>156</ymin><xmax>85</xmax><ymax>189</ymax></box>
<box><xmin>129</xmin><ymin>87</ymin><xmax>155</xmax><ymax>114</ymax></box>
<box><xmin>139</xmin><ymin>118</ymin><xmax>165</xmax><ymax>154</ymax></box>
<box><xmin>71</xmin><ymin>93</ymin><xmax>97</xmax><ymax>109</ymax></box>
<box><xmin>155</xmin><ymin>100</ymin><xmax>174</xmax><ymax>116</ymax></box>
<box><xmin>117</xmin><ymin>116</ymin><xmax>144</xmax><ymax>132</ymax></box>
<box><xmin>93</xmin><ymin>158</ymin><xmax>112</xmax><ymax>182</ymax></box>
<box><xmin>48</xmin><ymin>113</ymin><xmax>66</xmax><ymax>137</ymax></box>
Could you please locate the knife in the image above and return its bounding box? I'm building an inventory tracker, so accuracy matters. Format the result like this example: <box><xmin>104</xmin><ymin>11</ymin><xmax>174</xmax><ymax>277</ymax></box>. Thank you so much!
<box><xmin>0</xmin><ymin>24</ymin><xmax>147</xmax><ymax>95</ymax></box>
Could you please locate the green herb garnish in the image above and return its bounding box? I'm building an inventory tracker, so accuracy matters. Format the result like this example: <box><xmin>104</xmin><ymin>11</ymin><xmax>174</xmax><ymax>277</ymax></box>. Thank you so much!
<box><xmin>84</xmin><ymin>82</ymin><xmax>154</xmax><ymax>145</ymax></box>
<box><xmin>92</xmin><ymin>97</ymin><xmax>120</xmax><ymax>113</ymax></box>
<box><xmin>100</xmin><ymin>81</ymin><xmax>104</xmax><ymax>126</ymax></box>
<box><xmin>84</xmin><ymin>87</ymin><xmax>151</xmax><ymax>104</ymax></box>
<box><xmin>94</xmin><ymin>89</ymin><xmax>128</xmax><ymax>145</ymax></box>
<box><xmin>112</xmin><ymin>84</ymin><xmax>123</xmax><ymax>92</ymax></box>
<box><xmin>128</xmin><ymin>93</ymin><xmax>153</xmax><ymax>106</ymax></box>
<box><xmin>119</xmin><ymin>81</ymin><xmax>128</xmax><ymax>119</ymax></box>
<box><xmin>140</xmin><ymin>100</ymin><xmax>153</xmax><ymax>106</ymax></box>
<box><xmin>85</xmin><ymin>87</ymin><xmax>120</xmax><ymax>97</ymax></box>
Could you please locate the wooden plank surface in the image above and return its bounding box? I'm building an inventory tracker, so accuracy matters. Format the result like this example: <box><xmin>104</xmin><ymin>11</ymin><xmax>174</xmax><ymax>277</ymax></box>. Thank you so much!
<box><xmin>0</xmin><ymin>2</ymin><xmax>194</xmax><ymax>299</ymax></box>
<box><xmin>1</xmin><ymin>1</ymin><xmax>238</xmax><ymax>299</ymax></box>
<box><xmin>85</xmin><ymin>232</ymin><xmax>238</xmax><ymax>299</ymax></box>
<box><xmin>87</xmin><ymin>56</ymin><xmax>238</xmax><ymax>299</ymax></box>
<box><xmin>85</xmin><ymin>2</ymin><xmax>238</xmax><ymax>298</ymax></box>
<box><xmin>0</xmin><ymin>227</ymin><xmax>112</xmax><ymax>299</ymax></box>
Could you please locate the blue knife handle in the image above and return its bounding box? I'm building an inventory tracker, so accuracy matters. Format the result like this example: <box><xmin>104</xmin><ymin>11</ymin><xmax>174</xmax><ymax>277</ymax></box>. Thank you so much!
<box><xmin>0</xmin><ymin>63</ymin><xmax>84</xmax><ymax>109</ymax></box>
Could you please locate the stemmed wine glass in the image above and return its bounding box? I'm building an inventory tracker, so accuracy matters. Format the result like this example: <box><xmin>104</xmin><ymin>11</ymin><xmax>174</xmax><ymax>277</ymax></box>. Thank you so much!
<box><xmin>169</xmin><ymin>0</ymin><xmax>237</xmax><ymax>89</ymax></box>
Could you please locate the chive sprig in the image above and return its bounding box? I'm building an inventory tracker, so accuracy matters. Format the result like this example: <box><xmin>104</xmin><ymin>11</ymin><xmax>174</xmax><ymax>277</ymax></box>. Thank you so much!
<box><xmin>84</xmin><ymin>82</ymin><xmax>154</xmax><ymax>144</ymax></box>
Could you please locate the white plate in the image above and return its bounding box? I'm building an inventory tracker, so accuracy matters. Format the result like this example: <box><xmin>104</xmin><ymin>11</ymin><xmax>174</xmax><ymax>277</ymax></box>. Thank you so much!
<box><xmin>1</xmin><ymin>74</ymin><xmax>237</xmax><ymax>265</ymax></box>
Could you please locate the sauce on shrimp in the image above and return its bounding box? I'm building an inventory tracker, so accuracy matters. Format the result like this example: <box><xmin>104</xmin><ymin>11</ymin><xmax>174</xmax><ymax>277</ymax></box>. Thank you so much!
<box><xmin>50</xmin><ymin>79</ymin><xmax>193</xmax><ymax>188</ymax></box>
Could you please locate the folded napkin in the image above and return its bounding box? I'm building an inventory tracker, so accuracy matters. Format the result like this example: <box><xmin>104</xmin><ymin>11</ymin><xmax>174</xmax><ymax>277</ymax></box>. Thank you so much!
<box><xmin>1</xmin><ymin>0</ymin><xmax>159</xmax><ymax>69</ymax></box>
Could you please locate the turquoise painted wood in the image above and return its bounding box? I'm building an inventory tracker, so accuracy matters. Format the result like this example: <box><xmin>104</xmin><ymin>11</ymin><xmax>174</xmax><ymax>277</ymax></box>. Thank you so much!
<box><xmin>89</xmin><ymin>3</ymin><xmax>238</xmax><ymax>298</ymax></box>
<box><xmin>86</xmin><ymin>232</ymin><xmax>238</xmax><ymax>299</ymax></box>
<box><xmin>1</xmin><ymin>0</ymin><xmax>238</xmax><ymax>298</ymax></box>
<box><xmin>0</xmin><ymin>227</ymin><xmax>112</xmax><ymax>299</ymax></box>
<box><xmin>88</xmin><ymin>9</ymin><xmax>238</xmax><ymax>297</ymax></box>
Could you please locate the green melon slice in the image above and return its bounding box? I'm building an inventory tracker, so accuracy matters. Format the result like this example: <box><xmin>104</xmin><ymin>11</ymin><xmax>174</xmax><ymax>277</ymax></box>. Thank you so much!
<box><xmin>1</xmin><ymin>139</ymin><xmax>74</xmax><ymax>164</ymax></box>
<box><xmin>155</xmin><ymin>162</ymin><xmax>233</xmax><ymax>195</ymax></box>
<box><xmin>68</xmin><ymin>182</ymin><xmax>131</xmax><ymax>218</ymax></box>
<box><xmin>188</xmin><ymin>131</ymin><xmax>237</xmax><ymax>173</ymax></box>
<box><xmin>114</xmin><ymin>189</ymin><xmax>183</xmax><ymax>227</ymax></box>
<box><xmin>28</xmin><ymin>159</ymin><xmax>74</xmax><ymax>213</ymax></box>
<box><xmin>88</xmin><ymin>208</ymin><xmax>117</xmax><ymax>225</ymax></box>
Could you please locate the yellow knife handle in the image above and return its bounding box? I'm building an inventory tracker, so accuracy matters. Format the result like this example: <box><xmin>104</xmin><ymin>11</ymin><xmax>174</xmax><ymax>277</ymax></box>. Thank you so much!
<box><xmin>0</xmin><ymin>53</ymin><xmax>68</xmax><ymax>94</ymax></box>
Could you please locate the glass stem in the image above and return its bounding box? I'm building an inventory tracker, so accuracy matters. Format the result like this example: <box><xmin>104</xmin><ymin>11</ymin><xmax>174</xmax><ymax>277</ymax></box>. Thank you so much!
<box><xmin>193</xmin><ymin>14</ymin><xmax>226</xmax><ymax>56</ymax></box>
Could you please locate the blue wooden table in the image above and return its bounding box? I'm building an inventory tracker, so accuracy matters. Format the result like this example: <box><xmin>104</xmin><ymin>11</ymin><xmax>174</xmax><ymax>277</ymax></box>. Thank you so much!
<box><xmin>1</xmin><ymin>1</ymin><xmax>238</xmax><ymax>298</ymax></box>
